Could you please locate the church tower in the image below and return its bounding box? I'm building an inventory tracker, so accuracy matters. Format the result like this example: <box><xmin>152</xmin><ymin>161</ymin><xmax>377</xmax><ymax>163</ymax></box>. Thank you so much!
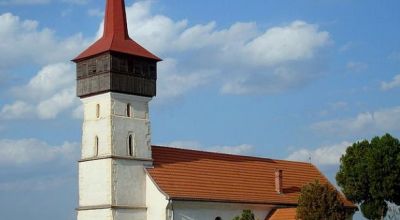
<box><xmin>72</xmin><ymin>0</ymin><xmax>161</xmax><ymax>219</ymax></box>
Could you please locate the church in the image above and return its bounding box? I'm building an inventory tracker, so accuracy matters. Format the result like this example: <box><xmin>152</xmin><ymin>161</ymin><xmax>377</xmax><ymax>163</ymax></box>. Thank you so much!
<box><xmin>72</xmin><ymin>0</ymin><xmax>355</xmax><ymax>219</ymax></box>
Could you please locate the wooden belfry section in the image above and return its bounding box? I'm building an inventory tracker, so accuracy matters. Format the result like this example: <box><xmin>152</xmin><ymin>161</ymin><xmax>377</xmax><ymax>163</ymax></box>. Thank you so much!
<box><xmin>72</xmin><ymin>0</ymin><xmax>161</xmax><ymax>98</ymax></box>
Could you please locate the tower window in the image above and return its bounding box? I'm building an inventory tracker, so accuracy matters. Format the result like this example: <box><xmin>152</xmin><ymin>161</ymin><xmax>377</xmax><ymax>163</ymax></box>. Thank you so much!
<box><xmin>128</xmin><ymin>134</ymin><xmax>134</xmax><ymax>156</ymax></box>
<box><xmin>96</xmin><ymin>104</ymin><xmax>100</xmax><ymax>118</ymax></box>
<box><xmin>127</xmin><ymin>103</ymin><xmax>131</xmax><ymax>117</ymax></box>
<box><xmin>94</xmin><ymin>136</ymin><xmax>99</xmax><ymax>157</ymax></box>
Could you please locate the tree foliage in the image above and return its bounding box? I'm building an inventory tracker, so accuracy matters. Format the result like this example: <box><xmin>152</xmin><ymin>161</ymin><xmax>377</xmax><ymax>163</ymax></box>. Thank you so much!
<box><xmin>233</xmin><ymin>210</ymin><xmax>255</xmax><ymax>220</ymax></box>
<box><xmin>336</xmin><ymin>133</ymin><xmax>400</xmax><ymax>219</ymax></box>
<box><xmin>296</xmin><ymin>180</ymin><xmax>348</xmax><ymax>220</ymax></box>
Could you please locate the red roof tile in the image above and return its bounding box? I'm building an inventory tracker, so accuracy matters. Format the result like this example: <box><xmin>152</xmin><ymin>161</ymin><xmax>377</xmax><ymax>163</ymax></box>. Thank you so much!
<box><xmin>266</xmin><ymin>208</ymin><xmax>297</xmax><ymax>220</ymax></box>
<box><xmin>148</xmin><ymin>146</ymin><xmax>355</xmax><ymax>208</ymax></box>
<box><xmin>73</xmin><ymin>0</ymin><xmax>161</xmax><ymax>62</ymax></box>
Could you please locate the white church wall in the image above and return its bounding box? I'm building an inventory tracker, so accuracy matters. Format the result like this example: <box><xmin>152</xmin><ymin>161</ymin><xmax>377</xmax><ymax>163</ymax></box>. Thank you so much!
<box><xmin>79</xmin><ymin>159</ymin><xmax>112</xmax><ymax>206</ymax></box>
<box><xmin>80</xmin><ymin>93</ymin><xmax>152</xmax><ymax>159</ymax></box>
<box><xmin>110</xmin><ymin>92</ymin><xmax>149</xmax><ymax>119</ymax></box>
<box><xmin>77</xmin><ymin>209</ymin><xmax>113</xmax><ymax>220</ymax></box>
<box><xmin>110</xmin><ymin>93</ymin><xmax>152</xmax><ymax>159</ymax></box>
<box><xmin>146</xmin><ymin>174</ymin><xmax>169</xmax><ymax>220</ymax></box>
<box><xmin>114</xmin><ymin>209</ymin><xmax>147</xmax><ymax>220</ymax></box>
<box><xmin>79</xmin><ymin>91</ymin><xmax>154</xmax><ymax>220</ymax></box>
<box><xmin>82</xmin><ymin>118</ymin><xmax>112</xmax><ymax>157</ymax></box>
<box><xmin>111</xmin><ymin>116</ymin><xmax>151</xmax><ymax>158</ymax></box>
<box><xmin>81</xmin><ymin>93</ymin><xmax>112</xmax><ymax>158</ymax></box>
<box><xmin>113</xmin><ymin>160</ymin><xmax>151</xmax><ymax>206</ymax></box>
<box><xmin>172</xmin><ymin>201</ymin><xmax>272</xmax><ymax>220</ymax></box>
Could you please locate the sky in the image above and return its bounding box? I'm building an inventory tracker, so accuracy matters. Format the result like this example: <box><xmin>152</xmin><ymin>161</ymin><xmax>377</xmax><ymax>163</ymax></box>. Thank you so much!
<box><xmin>0</xmin><ymin>0</ymin><xmax>399</xmax><ymax>219</ymax></box>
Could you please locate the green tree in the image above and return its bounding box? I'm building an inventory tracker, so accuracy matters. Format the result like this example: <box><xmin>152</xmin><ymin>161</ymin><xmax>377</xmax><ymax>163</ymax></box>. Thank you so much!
<box><xmin>233</xmin><ymin>210</ymin><xmax>255</xmax><ymax>220</ymax></box>
<box><xmin>336</xmin><ymin>134</ymin><xmax>400</xmax><ymax>219</ymax></box>
<box><xmin>296</xmin><ymin>180</ymin><xmax>348</xmax><ymax>220</ymax></box>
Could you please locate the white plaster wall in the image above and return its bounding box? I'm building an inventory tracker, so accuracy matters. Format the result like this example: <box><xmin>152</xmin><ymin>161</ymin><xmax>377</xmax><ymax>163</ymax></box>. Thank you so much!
<box><xmin>81</xmin><ymin>93</ymin><xmax>112</xmax><ymax>158</ymax></box>
<box><xmin>80</xmin><ymin>92</ymin><xmax>152</xmax><ymax>159</ymax></box>
<box><xmin>79</xmin><ymin>92</ymin><xmax>153</xmax><ymax>220</ymax></box>
<box><xmin>113</xmin><ymin>160</ymin><xmax>151</xmax><ymax>206</ymax></box>
<box><xmin>172</xmin><ymin>201</ymin><xmax>272</xmax><ymax>220</ymax></box>
<box><xmin>110</xmin><ymin>93</ymin><xmax>151</xmax><ymax>159</ymax></box>
<box><xmin>111</xmin><ymin>117</ymin><xmax>151</xmax><ymax>158</ymax></box>
<box><xmin>78</xmin><ymin>209</ymin><xmax>112</xmax><ymax>220</ymax></box>
<box><xmin>146</xmin><ymin>175</ymin><xmax>169</xmax><ymax>220</ymax></box>
<box><xmin>79</xmin><ymin>159</ymin><xmax>112</xmax><ymax>206</ymax></box>
<box><xmin>114</xmin><ymin>209</ymin><xmax>147</xmax><ymax>220</ymax></box>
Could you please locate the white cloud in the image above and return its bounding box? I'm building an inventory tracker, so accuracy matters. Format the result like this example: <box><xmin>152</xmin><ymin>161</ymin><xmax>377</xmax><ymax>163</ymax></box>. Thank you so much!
<box><xmin>14</xmin><ymin>63</ymin><xmax>74</xmax><ymax>100</ymax></box>
<box><xmin>72</xmin><ymin>104</ymin><xmax>83</xmax><ymax>119</ymax></box>
<box><xmin>381</xmin><ymin>74</ymin><xmax>400</xmax><ymax>90</ymax></box>
<box><xmin>105</xmin><ymin>1</ymin><xmax>331</xmax><ymax>97</ymax></box>
<box><xmin>241</xmin><ymin>21</ymin><xmax>329</xmax><ymax>66</ymax></box>
<box><xmin>1</xmin><ymin>63</ymin><xmax>79</xmax><ymax>120</ymax></box>
<box><xmin>312</xmin><ymin>106</ymin><xmax>400</xmax><ymax>136</ymax></box>
<box><xmin>286</xmin><ymin>141</ymin><xmax>352</xmax><ymax>166</ymax></box>
<box><xmin>165</xmin><ymin>140</ymin><xmax>254</xmax><ymax>156</ymax></box>
<box><xmin>155</xmin><ymin>58</ymin><xmax>214</xmax><ymax>102</ymax></box>
<box><xmin>0</xmin><ymin>138</ymin><xmax>79</xmax><ymax>166</ymax></box>
<box><xmin>0</xmin><ymin>1</ymin><xmax>332</xmax><ymax>116</ymax></box>
<box><xmin>0</xmin><ymin>13</ymin><xmax>83</xmax><ymax>120</ymax></box>
<box><xmin>0</xmin><ymin>13</ymin><xmax>85</xmax><ymax>70</ymax></box>
<box><xmin>37</xmin><ymin>87</ymin><xmax>76</xmax><ymax>119</ymax></box>
<box><xmin>0</xmin><ymin>101</ymin><xmax>33</xmax><ymax>119</ymax></box>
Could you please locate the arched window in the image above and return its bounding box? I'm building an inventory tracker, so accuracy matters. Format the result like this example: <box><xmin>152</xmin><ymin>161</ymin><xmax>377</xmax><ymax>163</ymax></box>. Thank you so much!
<box><xmin>94</xmin><ymin>136</ymin><xmax>99</xmax><ymax>157</ymax></box>
<box><xmin>128</xmin><ymin>134</ymin><xmax>134</xmax><ymax>156</ymax></box>
<box><xmin>215</xmin><ymin>217</ymin><xmax>222</xmax><ymax>220</ymax></box>
<box><xmin>126</xmin><ymin>103</ymin><xmax>131</xmax><ymax>117</ymax></box>
<box><xmin>96</xmin><ymin>104</ymin><xmax>100</xmax><ymax>118</ymax></box>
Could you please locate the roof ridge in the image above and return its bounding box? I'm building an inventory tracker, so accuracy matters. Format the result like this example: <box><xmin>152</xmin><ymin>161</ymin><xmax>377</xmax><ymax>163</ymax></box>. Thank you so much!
<box><xmin>151</xmin><ymin>145</ymin><xmax>314</xmax><ymax>166</ymax></box>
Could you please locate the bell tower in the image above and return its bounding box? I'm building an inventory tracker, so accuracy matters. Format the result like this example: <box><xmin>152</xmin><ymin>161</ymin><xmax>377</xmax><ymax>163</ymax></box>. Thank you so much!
<box><xmin>72</xmin><ymin>0</ymin><xmax>161</xmax><ymax>219</ymax></box>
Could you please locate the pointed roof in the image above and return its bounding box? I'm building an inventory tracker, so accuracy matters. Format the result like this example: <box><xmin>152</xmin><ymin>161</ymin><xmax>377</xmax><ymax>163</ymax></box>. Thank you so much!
<box><xmin>73</xmin><ymin>0</ymin><xmax>161</xmax><ymax>62</ymax></box>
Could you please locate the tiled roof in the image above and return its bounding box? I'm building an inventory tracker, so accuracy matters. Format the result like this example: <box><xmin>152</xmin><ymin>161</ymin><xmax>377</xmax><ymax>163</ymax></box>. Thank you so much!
<box><xmin>147</xmin><ymin>146</ymin><xmax>354</xmax><ymax>207</ymax></box>
<box><xmin>266</xmin><ymin>208</ymin><xmax>297</xmax><ymax>220</ymax></box>
<box><xmin>73</xmin><ymin>0</ymin><xmax>161</xmax><ymax>62</ymax></box>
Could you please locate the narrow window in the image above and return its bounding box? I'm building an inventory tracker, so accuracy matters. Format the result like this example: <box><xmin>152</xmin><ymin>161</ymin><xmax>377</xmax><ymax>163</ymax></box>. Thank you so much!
<box><xmin>94</xmin><ymin>136</ymin><xmax>99</xmax><ymax>157</ymax></box>
<box><xmin>96</xmin><ymin>104</ymin><xmax>100</xmax><ymax>118</ymax></box>
<box><xmin>127</xmin><ymin>104</ymin><xmax>131</xmax><ymax>117</ymax></box>
<box><xmin>128</xmin><ymin>134</ymin><xmax>134</xmax><ymax>156</ymax></box>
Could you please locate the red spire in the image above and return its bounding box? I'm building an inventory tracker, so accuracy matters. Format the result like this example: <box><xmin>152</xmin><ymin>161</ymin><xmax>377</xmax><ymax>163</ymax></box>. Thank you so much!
<box><xmin>73</xmin><ymin>0</ymin><xmax>161</xmax><ymax>62</ymax></box>
<box><xmin>103</xmin><ymin>0</ymin><xmax>129</xmax><ymax>40</ymax></box>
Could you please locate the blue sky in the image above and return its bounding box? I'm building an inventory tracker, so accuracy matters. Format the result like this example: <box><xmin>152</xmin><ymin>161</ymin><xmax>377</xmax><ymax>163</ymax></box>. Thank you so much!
<box><xmin>0</xmin><ymin>0</ymin><xmax>399</xmax><ymax>219</ymax></box>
